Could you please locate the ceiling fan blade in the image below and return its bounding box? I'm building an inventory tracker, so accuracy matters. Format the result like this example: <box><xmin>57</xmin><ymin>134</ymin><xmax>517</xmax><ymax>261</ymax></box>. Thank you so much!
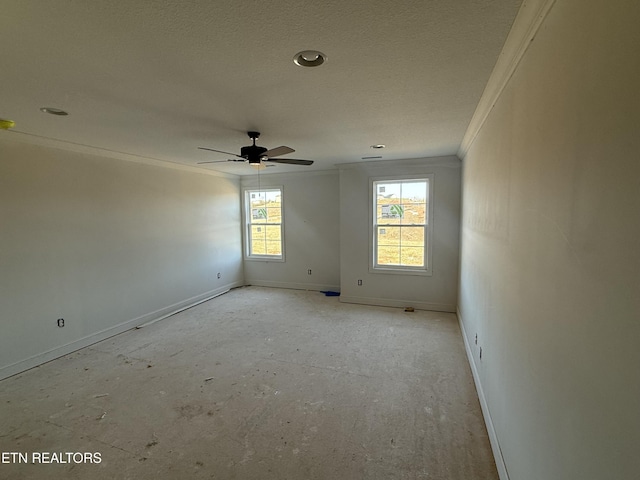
<box><xmin>264</xmin><ymin>146</ymin><xmax>294</xmax><ymax>158</ymax></box>
<box><xmin>198</xmin><ymin>147</ymin><xmax>244</xmax><ymax>158</ymax></box>
<box><xmin>197</xmin><ymin>159</ymin><xmax>246</xmax><ymax>164</ymax></box>
<box><xmin>267</xmin><ymin>158</ymin><xmax>314</xmax><ymax>166</ymax></box>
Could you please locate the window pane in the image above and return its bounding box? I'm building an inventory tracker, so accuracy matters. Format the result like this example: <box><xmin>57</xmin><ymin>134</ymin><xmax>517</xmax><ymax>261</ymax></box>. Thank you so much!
<box><xmin>378</xmin><ymin>226</ymin><xmax>400</xmax><ymax>265</ymax></box>
<box><xmin>400</xmin><ymin>246</ymin><xmax>424</xmax><ymax>266</ymax></box>
<box><xmin>377</xmin><ymin>182</ymin><xmax>401</xmax><ymax>199</ymax></box>
<box><xmin>376</xmin><ymin>183</ymin><xmax>401</xmax><ymax>223</ymax></box>
<box><xmin>250</xmin><ymin>191</ymin><xmax>266</xmax><ymax>205</ymax></box>
<box><xmin>264</xmin><ymin>190</ymin><xmax>280</xmax><ymax>203</ymax></box>
<box><xmin>377</xmin><ymin>226</ymin><xmax>400</xmax><ymax>247</ymax></box>
<box><xmin>378</xmin><ymin>245</ymin><xmax>400</xmax><ymax>265</ymax></box>
<box><xmin>251</xmin><ymin>207</ymin><xmax>268</xmax><ymax>223</ymax></box>
<box><xmin>401</xmin><ymin>226</ymin><xmax>424</xmax><ymax>246</ymax></box>
<box><xmin>265</xmin><ymin>225</ymin><xmax>281</xmax><ymax>252</ymax></box>
<box><xmin>401</xmin><ymin>202</ymin><xmax>425</xmax><ymax>224</ymax></box>
<box><xmin>400</xmin><ymin>227</ymin><xmax>425</xmax><ymax>266</ymax></box>
<box><xmin>266</xmin><ymin>241</ymin><xmax>282</xmax><ymax>255</ymax></box>
<box><xmin>377</xmin><ymin>202</ymin><xmax>403</xmax><ymax>223</ymax></box>
<box><xmin>376</xmin><ymin>181</ymin><xmax>427</xmax><ymax>225</ymax></box>
<box><xmin>377</xmin><ymin>227</ymin><xmax>425</xmax><ymax>267</ymax></box>
<box><xmin>250</xmin><ymin>225</ymin><xmax>266</xmax><ymax>255</ymax></box>
<box><xmin>266</xmin><ymin>206</ymin><xmax>281</xmax><ymax>223</ymax></box>
<box><xmin>400</xmin><ymin>181</ymin><xmax>426</xmax><ymax>203</ymax></box>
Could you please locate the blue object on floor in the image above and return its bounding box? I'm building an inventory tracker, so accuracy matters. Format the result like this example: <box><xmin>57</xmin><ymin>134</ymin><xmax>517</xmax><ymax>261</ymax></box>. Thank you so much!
<box><xmin>320</xmin><ymin>291</ymin><xmax>340</xmax><ymax>296</ymax></box>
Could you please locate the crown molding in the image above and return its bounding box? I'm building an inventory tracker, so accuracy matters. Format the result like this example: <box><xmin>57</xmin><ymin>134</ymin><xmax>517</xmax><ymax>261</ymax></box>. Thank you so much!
<box><xmin>337</xmin><ymin>155</ymin><xmax>460</xmax><ymax>170</ymax></box>
<box><xmin>239</xmin><ymin>167</ymin><xmax>339</xmax><ymax>181</ymax></box>
<box><xmin>2</xmin><ymin>130</ymin><xmax>238</xmax><ymax>179</ymax></box>
<box><xmin>457</xmin><ymin>0</ymin><xmax>557</xmax><ymax>159</ymax></box>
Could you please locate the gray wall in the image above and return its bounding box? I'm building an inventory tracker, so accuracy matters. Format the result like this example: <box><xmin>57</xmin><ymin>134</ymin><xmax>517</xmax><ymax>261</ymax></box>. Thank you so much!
<box><xmin>0</xmin><ymin>138</ymin><xmax>243</xmax><ymax>379</ymax></box>
<box><xmin>458</xmin><ymin>1</ymin><xmax>640</xmax><ymax>479</ymax></box>
<box><xmin>339</xmin><ymin>157</ymin><xmax>461</xmax><ymax>312</ymax></box>
<box><xmin>241</xmin><ymin>171</ymin><xmax>340</xmax><ymax>292</ymax></box>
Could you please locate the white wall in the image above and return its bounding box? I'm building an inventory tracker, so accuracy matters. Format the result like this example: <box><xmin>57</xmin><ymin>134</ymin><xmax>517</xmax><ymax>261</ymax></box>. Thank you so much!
<box><xmin>339</xmin><ymin>157</ymin><xmax>461</xmax><ymax>312</ymax></box>
<box><xmin>458</xmin><ymin>1</ymin><xmax>640</xmax><ymax>479</ymax></box>
<box><xmin>241</xmin><ymin>171</ymin><xmax>340</xmax><ymax>292</ymax></box>
<box><xmin>0</xmin><ymin>138</ymin><xmax>243</xmax><ymax>379</ymax></box>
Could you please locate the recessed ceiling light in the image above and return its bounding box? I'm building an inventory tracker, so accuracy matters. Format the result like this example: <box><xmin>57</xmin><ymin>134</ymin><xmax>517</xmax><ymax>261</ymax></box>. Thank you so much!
<box><xmin>40</xmin><ymin>107</ymin><xmax>68</xmax><ymax>116</ymax></box>
<box><xmin>362</xmin><ymin>156</ymin><xmax>382</xmax><ymax>160</ymax></box>
<box><xmin>370</xmin><ymin>144</ymin><xmax>386</xmax><ymax>149</ymax></box>
<box><xmin>293</xmin><ymin>50</ymin><xmax>327</xmax><ymax>67</ymax></box>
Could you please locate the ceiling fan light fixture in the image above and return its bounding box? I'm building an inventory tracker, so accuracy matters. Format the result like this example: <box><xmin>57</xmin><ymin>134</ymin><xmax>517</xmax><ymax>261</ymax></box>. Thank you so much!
<box><xmin>293</xmin><ymin>50</ymin><xmax>326</xmax><ymax>67</ymax></box>
<box><xmin>40</xmin><ymin>107</ymin><xmax>68</xmax><ymax>116</ymax></box>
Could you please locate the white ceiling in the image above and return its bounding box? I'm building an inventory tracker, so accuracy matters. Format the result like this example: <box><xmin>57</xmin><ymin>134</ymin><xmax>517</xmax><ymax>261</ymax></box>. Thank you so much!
<box><xmin>0</xmin><ymin>0</ymin><xmax>523</xmax><ymax>175</ymax></box>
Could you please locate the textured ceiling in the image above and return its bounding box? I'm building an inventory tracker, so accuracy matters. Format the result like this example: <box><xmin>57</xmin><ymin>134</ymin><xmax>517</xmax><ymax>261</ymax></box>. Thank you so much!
<box><xmin>0</xmin><ymin>0</ymin><xmax>523</xmax><ymax>175</ymax></box>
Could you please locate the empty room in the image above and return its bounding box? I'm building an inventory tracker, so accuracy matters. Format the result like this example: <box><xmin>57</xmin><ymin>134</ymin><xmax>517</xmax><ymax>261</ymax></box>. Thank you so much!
<box><xmin>1</xmin><ymin>1</ymin><xmax>638</xmax><ymax>479</ymax></box>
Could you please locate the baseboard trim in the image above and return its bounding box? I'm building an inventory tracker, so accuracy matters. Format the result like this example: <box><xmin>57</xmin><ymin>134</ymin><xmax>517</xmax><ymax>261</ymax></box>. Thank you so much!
<box><xmin>339</xmin><ymin>295</ymin><xmax>455</xmax><ymax>313</ymax></box>
<box><xmin>245</xmin><ymin>280</ymin><xmax>340</xmax><ymax>292</ymax></box>
<box><xmin>0</xmin><ymin>282</ymin><xmax>242</xmax><ymax>381</ymax></box>
<box><xmin>457</xmin><ymin>308</ymin><xmax>509</xmax><ymax>480</ymax></box>
<box><xmin>135</xmin><ymin>283</ymin><xmax>241</xmax><ymax>328</ymax></box>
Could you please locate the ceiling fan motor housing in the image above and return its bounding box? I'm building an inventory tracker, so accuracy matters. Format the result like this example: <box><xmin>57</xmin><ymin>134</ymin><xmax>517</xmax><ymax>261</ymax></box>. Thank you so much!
<box><xmin>241</xmin><ymin>144</ymin><xmax>268</xmax><ymax>163</ymax></box>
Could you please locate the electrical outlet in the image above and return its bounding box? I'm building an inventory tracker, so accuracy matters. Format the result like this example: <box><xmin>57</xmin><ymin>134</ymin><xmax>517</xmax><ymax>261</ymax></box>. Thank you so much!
<box><xmin>475</xmin><ymin>333</ymin><xmax>478</xmax><ymax>345</ymax></box>
<box><xmin>357</xmin><ymin>279</ymin><xmax>363</xmax><ymax>286</ymax></box>
<box><xmin>217</xmin><ymin>272</ymin><xmax>221</xmax><ymax>279</ymax></box>
<box><xmin>57</xmin><ymin>318</ymin><xmax>65</xmax><ymax>328</ymax></box>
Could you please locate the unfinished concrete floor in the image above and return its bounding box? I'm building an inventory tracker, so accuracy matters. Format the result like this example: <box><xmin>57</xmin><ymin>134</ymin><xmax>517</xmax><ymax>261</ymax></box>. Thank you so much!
<box><xmin>0</xmin><ymin>286</ymin><xmax>497</xmax><ymax>479</ymax></box>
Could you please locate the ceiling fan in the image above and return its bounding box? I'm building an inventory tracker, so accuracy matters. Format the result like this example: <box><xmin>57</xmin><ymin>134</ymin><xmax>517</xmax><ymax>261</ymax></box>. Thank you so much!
<box><xmin>198</xmin><ymin>131</ymin><xmax>314</xmax><ymax>168</ymax></box>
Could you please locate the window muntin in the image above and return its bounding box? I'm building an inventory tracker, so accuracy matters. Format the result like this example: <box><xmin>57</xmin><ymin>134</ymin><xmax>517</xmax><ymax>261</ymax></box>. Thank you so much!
<box><xmin>372</xmin><ymin>178</ymin><xmax>430</xmax><ymax>273</ymax></box>
<box><xmin>245</xmin><ymin>188</ymin><xmax>283</xmax><ymax>259</ymax></box>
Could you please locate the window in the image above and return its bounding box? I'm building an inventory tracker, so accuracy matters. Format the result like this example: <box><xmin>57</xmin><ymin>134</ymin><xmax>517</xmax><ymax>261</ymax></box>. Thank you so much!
<box><xmin>244</xmin><ymin>188</ymin><xmax>284</xmax><ymax>260</ymax></box>
<box><xmin>371</xmin><ymin>176</ymin><xmax>432</xmax><ymax>275</ymax></box>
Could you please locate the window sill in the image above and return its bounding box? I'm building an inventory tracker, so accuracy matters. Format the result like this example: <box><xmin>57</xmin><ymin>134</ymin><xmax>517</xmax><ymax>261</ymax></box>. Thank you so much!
<box><xmin>369</xmin><ymin>266</ymin><xmax>432</xmax><ymax>276</ymax></box>
<box><xmin>245</xmin><ymin>256</ymin><xmax>285</xmax><ymax>263</ymax></box>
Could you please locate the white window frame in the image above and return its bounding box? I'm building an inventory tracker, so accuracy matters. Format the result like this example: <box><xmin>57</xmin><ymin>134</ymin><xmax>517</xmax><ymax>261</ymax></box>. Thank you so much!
<box><xmin>242</xmin><ymin>186</ymin><xmax>285</xmax><ymax>262</ymax></box>
<box><xmin>369</xmin><ymin>174</ymin><xmax>434</xmax><ymax>276</ymax></box>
